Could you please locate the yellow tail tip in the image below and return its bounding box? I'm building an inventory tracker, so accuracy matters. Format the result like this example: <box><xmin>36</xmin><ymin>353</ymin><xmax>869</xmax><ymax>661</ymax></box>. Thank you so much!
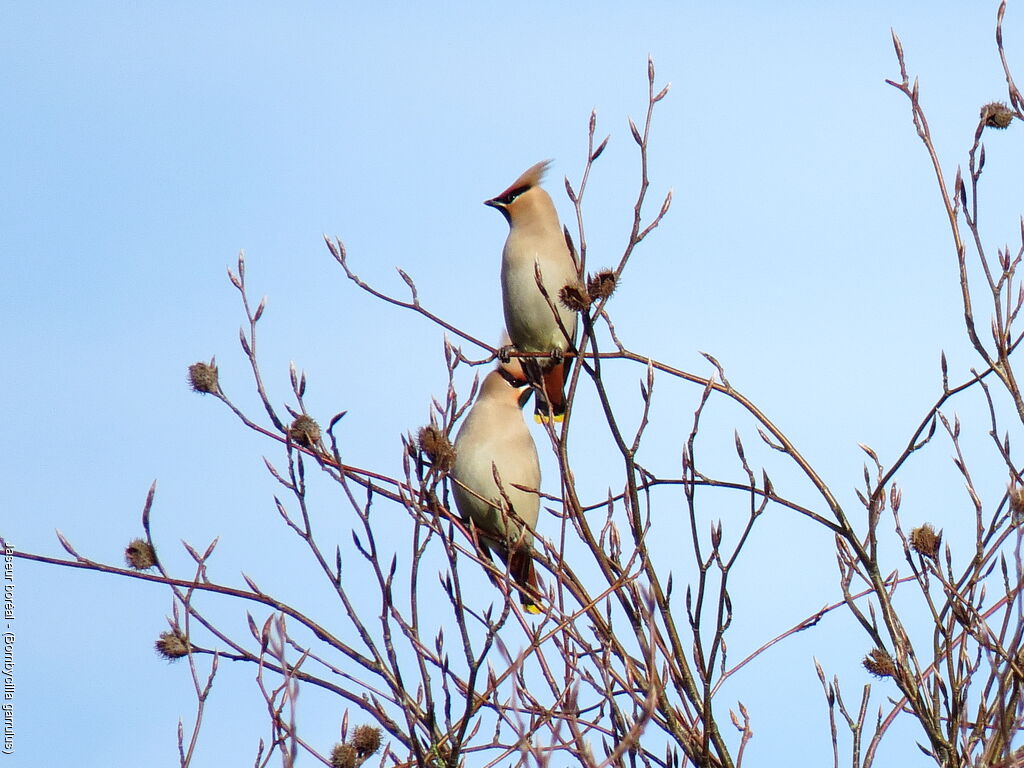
<box><xmin>534</xmin><ymin>412</ymin><xmax>565</xmax><ymax>424</ymax></box>
<box><xmin>523</xmin><ymin>602</ymin><xmax>542</xmax><ymax>615</ymax></box>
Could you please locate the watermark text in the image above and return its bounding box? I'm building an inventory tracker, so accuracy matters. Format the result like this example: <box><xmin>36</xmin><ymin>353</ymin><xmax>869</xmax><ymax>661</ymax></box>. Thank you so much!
<box><xmin>2</xmin><ymin>542</ymin><xmax>14</xmax><ymax>756</ymax></box>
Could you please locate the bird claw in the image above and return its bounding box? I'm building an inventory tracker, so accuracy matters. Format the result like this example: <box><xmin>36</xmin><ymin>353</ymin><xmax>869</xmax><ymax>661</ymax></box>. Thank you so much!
<box><xmin>498</xmin><ymin>345</ymin><xmax>514</xmax><ymax>364</ymax></box>
<box><xmin>548</xmin><ymin>348</ymin><xmax>563</xmax><ymax>364</ymax></box>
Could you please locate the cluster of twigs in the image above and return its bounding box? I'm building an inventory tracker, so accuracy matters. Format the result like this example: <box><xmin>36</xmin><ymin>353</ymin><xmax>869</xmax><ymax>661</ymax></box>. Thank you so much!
<box><xmin>6</xmin><ymin>4</ymin><xmax>1024</xmax><ymax>767</ymax></box>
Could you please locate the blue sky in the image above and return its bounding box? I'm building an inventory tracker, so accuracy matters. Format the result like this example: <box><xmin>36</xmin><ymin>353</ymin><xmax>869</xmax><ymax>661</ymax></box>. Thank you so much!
<box><xmin>4</xmin><ymin>2</ymin><xmax>1023</xmax><ymax>766</ymax></box>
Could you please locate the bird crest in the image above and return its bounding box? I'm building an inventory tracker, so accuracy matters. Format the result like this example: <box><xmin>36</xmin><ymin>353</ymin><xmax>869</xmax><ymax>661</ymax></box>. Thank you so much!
<box><xmin>494</xmin><ymin>160</ymin><xmax>551</xmax><ymax>201</ymax></box>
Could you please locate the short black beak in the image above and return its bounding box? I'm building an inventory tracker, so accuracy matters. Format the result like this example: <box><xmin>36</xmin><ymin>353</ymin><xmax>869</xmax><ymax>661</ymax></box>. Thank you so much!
<box><xmin>484</xmin><ymin>197</ymin><xmax>511</xmax><ymax>224</ymax></box>
<box><xmin>517</xmin><ymin>386</ymin><xmax>535</xmax><ymax>410</ymax></box>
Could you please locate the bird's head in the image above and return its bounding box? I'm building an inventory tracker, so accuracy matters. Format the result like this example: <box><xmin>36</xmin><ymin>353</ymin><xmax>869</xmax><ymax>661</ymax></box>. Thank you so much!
<box><xmin>486</xmin><ymin>361</ymin><xmax>533</xmax><ymax>410</ymax></box>
<box><xmin>485</xmin><ymin>160</ymin><xmax>554</xmax><ymax>227</ymax></box>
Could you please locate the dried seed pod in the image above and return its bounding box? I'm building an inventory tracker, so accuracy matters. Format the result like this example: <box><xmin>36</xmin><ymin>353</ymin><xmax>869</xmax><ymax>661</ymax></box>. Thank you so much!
<box><xmin>863</xmin><ymin>648</ymin><xmax>896</xmax><ymax>679</ymax></box>
<box><xmin>188</xmin><ymin>360</ymin><xmax>219</xmax><ymax>394</ymax></box>
<box><xmin>417</xmin><ymin>425</ymin><xmax>455</xmax><ymax>472</ymax></box>
<box><xmin>330</xmin><ymin>743</ymin><xmax>357</xmax><ymax>768</ymax></box>
<box><xmin>980</xmin><ymin>101</ymin><xmax>1014</xmax><ymax>129</ymax></box>
<box><xmin>1010</xmin><ymin>484</ymin><xmax>1024</xmax><ymax>517</ymax></box>
<box><xmin>351</xmin><ymin>725</ymin><xmax>382</xmax><ymax>757</ymax></box>
<box><xmin>125</xmin><ymin>538</ymin><xmax>157</xmax><ymax>570</ymax></box>
<box><xmin>559</xmin><ymin>281</ymin><xmax>590</xmax><ymax>312</ymax></box>
<box><xmin>288</xmin><ymin>415</ymin><xmax>321</xmax><ymax>447</ymax></box>
<box><xmin>909</xmin><ymin>523</ymin><xmax>941</xmax><ymax>560</ymax></box>
<box><xmin>155</xmin><ymin>630</ymin><xmax>189</xmax><ymax>661</ymax></box>
<box><xmin>587</xmin><ymin>269</ymin><xmax>618</xmax><ymax>301</ymax></box>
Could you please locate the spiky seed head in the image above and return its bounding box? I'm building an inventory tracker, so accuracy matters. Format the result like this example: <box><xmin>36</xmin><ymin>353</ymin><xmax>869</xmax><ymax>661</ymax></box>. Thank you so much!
<box><xmin>288</xmin><ymin>415</ymin><xmax>321</xmax><ymax>447</ymax></box>
<box><xmin>981</xmin><ymin>101</ymin><xmax>1014</xmax><ymax>129</ymax></box>
<box><xmin>155</xmin><ymin>630</ymin><xmax>189</xmax><ymax>661</ymax></box>
<box><xmin>1010</xmin><ymin>484</ymin><xmax>1024</xmax><ymax>517</ymax></box>
<box><xmin>863</xmin><ymin>648</ymin><xmax>896</xmax><ymax>679</ymax></box>
<box><xmin>188</xmin><ymin>360</ymin><xmax>219</xmax><ymax>394</ymax></box>
<box><xmin>909</xmin><ymin>524</ymin><xmax>941</xmax><ymax>560</ymax></box>
<box><xmin>351</xmin><ymin>725</ymin><xmax>382</xmax><ymax>757</ymax></box>
<box><xmin>125</xmin><ymin>538</ymin><xmax>157</xmax><ymax>570</ymax></box>
<box><xmin>587</xmin><ymin>269</ymin><xmax>618</xmax><ymax>301</ymax></box>
<box><xmin>417</xmin><ymin>425</ymin><xmax>455</xmax><ymax>472</ymax></box>
<box><xmin>559</xmin><ymin>281</ymin><xmax>590</xmax><ymax>312</ymax></box>
<box><xmin>330</xmin><ymin>743</ymin><xmax>357</xmax><ymax>768</ymax></box>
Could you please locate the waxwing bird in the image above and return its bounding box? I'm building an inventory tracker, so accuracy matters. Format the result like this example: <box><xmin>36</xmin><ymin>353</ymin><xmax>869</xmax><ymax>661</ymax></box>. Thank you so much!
<box><xmin>486</xmin><ymin>160</ymin><xmax>579</xmax><ymax>422</ymax></box>
<box><xmin>451</xmin><ymin>356</ymin><xmax>542</xmax><ymax>613</ymax></box>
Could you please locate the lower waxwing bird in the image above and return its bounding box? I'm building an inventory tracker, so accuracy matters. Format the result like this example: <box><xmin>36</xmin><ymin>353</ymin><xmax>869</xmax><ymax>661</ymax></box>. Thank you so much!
<box><xmin>486</xmin><ymin>160</ymin><xmax>579</xmax><ymax>423</ymax></box>
<box><xmin>451</xmin><ymin>356</ymin><xmax>542</xmax><ymax>613</ymax></box>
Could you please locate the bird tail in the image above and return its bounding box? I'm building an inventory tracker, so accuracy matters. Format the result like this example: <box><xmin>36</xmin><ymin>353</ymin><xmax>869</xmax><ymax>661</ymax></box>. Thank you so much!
<box><xmin>527</xmin><ymin>358</ymin><xmax>572</xmax><ymax>423</ymax></box>
<box><xmin>508</xmin><ymin>549</ymin><xmax>542</xmax><ymax>614</ymax></box>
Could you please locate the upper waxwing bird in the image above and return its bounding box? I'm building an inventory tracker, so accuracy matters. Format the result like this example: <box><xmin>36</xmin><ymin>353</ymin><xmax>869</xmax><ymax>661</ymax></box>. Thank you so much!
<box><xmin>486</xmin><ymin>160</ymin><xmax>579</xmax><ymax>423</ymax></box>
<box><xmin>452</xmin><ymin>355</ymin><xmax>542</xmax><ymax>613</ymax></box>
